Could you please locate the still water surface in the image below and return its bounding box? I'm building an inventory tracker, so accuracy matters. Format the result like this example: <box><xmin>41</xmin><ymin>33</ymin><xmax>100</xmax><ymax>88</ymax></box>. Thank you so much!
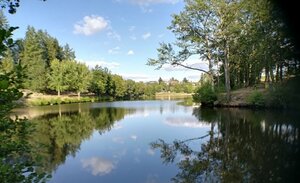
<box><xmin>14</xmin><ymin>100</ymin><xmax>299</xmax><ymax>182</ymax></box>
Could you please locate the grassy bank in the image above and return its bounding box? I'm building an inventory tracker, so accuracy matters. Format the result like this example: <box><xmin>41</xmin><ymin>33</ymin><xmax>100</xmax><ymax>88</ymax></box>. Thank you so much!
<box><xmin>155</xmin><ymin>92</ymin><xmax>192</xmax><ymax>100</ymax></box>
<box><xmin>27</xmin><ymin>96</ymin><xmax>99</xmax><ymax>106</ymax></box>
<box><xmin>215</xmin><ymin>87</ymin><xmax>267</xmax><ymax>108</ymax></box>
<box><xmin>18</xmin><ymin>90</ymin><xmax>112</xmax><ymax>106</ymax></box>
<box><xmin>213</xmin><ymin>78</ymin><xmax>300</xmax><ymax>109</ymax></box>
<box><xmin>19</xmin><ymin>91</ymin><xmax>194</xmax><ymax>106</ymax></box>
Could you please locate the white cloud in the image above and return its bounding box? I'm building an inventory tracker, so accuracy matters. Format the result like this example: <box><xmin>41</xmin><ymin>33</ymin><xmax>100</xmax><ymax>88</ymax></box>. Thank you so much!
<box><xmin>81</xmin><ymin>157</ymin><xmax>115</xmax><ymax>176</ymax></box>
<box><xmin>121</xmin><ymin>73</ymin><xmax>156</xmax><ymax>82</ymax></box>
<box><xmin>74</xmin><ymin>15</ymin><xmax>108</xmax><ymax>36</ymax></box>
<box><xmin>113</xmin><ymin>123</ymin><xmax>123</xmax><ymax>130</ymax></box>
<box><xmin>187</xmin><ymin>74</ymin><xmax>201</xmax><ymax>81</ymax></box>
<box><xmin>147</xmin><ymin>148</ymin><xmax>155</xmax><ymax>156</ymax></box>
<box><xmin>142</xmin><ymin>32</ymin><xmax>151</xmax><ymax>40</ymax></box>
<box><xmin>130</xmin><ymin>0</ymin><xmax>180</xmax><ymax>6</ymax></box>
<box><xmin>141</xmin><ymin>7</ymin><xmax>153</xmax><ymax>13</ymax></box>
<box><xmin>127</xmin><ymin>50</ymin><xmax>135</xmax><ymax>55</ymax></box>
<box><xmin>82</xmin><ymin>59</ymin><xmax>120</xmax><ymax>69</ymax></box>
<box><xmin>162</xmin><ymin>59</ymin><xmax>208</xmax><ymax>72</ymax></box>
<box><xmin>107</xmin><ymin>31</ymin><xmax>121</xmax><ymax>41</ymax></box>
<box><xmin>129</xmin><ymin>26</ymin><xmax>136</xmax><ymax>32</ymax></box>
<box><xmin>112</xmin><ymin>137</ymin><xmax>125</xmax><ymax>144</ymax></box>
<box><xmin>130</xmin><ymin>35</ymin><xmax>137</xmax><ymax>40</ymax></box>
<box><xmin>158</xmin><ymin>34</ymin><xmax>164</xmax><ymax>38</ymax></box>
<box><xmin>108</xmin><ymin>46</ymin><xmax>121</xmax><ymax>54</ymax></box>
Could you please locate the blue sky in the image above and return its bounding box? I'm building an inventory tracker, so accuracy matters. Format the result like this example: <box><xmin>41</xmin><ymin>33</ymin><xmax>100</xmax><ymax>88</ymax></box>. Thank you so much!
<box><xmin>5</xmin><ymin>0</ymin><xmax>206</xmax><ymax>82</ymax></box>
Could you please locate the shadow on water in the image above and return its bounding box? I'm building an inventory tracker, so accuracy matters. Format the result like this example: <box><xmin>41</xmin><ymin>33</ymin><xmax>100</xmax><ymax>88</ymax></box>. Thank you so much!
<box><xmin>151</xmin><ymin>108</ymin><xmax>300</xmax><ymax>183</ymax></box>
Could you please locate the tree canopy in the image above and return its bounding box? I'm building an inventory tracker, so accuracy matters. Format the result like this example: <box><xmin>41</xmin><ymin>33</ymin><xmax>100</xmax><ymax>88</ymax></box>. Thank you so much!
<box><xmin>148</xmin><ymin>0</ymin><xmax>299</xmax><ymax>101</ymax></box>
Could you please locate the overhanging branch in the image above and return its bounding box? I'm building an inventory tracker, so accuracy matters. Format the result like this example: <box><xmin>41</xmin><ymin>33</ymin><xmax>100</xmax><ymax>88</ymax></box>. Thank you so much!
<box><xmin>172</xmin><ymin>62</ymin><xmax>209</xmax><ymax>74</ymax></box>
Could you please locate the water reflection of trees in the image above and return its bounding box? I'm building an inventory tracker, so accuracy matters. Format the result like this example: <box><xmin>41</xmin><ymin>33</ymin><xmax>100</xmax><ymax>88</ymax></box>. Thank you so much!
<box><xmin>3</xmin><ymin>107</ymin><xmax>134</xmax><ymax>180</ymax></box>
<box><xmin>151</xmin><ymin>108</ymin><xmax>300</xmax><ymax>183</ymax></box>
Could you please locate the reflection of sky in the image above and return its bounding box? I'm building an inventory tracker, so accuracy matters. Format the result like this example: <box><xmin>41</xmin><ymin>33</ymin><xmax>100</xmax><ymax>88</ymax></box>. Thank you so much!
<box><xmin>81</xmin><ymin>157</ymin><xmax>115</xmax><ymax>176</ymax></box>
<box><xmin>164</xmin><ymin>116</ymin><xmax>211</xmax><ymax>128</ymax></box>
<box><xmin>48</xmin><ymin>100</ymin><xmax>210</xmax><ymax>182</ymax></box>
<box><xmin>147</xmin><ymin>148</ymin><xmax>155</xmax><ymax>156</ymax></box>
<box><xmin>130</xmin><ymin>135</ymin><xmax>137</xmax><ymax>140</ymax></box>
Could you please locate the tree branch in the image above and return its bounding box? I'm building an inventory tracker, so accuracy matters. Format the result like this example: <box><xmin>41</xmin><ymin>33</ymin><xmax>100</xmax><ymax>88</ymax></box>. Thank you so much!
<box><xmin>172</xmin><ymin>62</ymin><xmax>209</xmax><ymax>74</ymax></box>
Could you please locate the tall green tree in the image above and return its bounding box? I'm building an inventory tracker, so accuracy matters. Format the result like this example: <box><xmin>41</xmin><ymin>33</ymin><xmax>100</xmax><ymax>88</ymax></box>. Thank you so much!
<box><xmin>73</xmin><ymin>62</ymin><xmax>91</xmax><ymax>99</ymax></box>
<box><xmin>147</xmin><ymin>0</ymin><xmax>243</xmax><ymax>100</ymax></box>
<box><xmin>89</xmin><ymin>65</ymin><xmax>108</xmax><ymax>96</ymax></box>
<box><xmin>62</xmin><ymin>43</ymin><xmax>75</xmax><ymax>60</ymax></box>
<box><xmin>20</xmin><ymin>26</ymin><xmax>47</xmax><ymax>91</ymax></box>
<box><xmin>149</xmin><ymin>0</ymin><xmax>298</xmax><ymax>102</ymax></box>
<box><xmin>111</xmin><ymin>74</ymin><xmax>126</xmax><ymax>99</ymax></box>
<box><xmin>47</xmin><ymin>59</ymin><xmax>68</xmax><ymax>96</ymax></box>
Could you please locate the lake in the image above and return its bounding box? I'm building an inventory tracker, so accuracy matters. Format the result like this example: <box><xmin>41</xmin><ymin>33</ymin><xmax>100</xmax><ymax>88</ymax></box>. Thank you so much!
<box><xmin>11</xmin><ymin>100</ymin><xmax>300</xmax><ymax>182</ymax></box>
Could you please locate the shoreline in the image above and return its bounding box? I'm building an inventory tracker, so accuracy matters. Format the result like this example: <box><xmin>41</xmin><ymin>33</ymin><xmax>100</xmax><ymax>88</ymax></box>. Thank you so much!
<box><xmin>16</xmin><ymin>90</ymin><xmax>194</xmax><ymax>107</ymax></box>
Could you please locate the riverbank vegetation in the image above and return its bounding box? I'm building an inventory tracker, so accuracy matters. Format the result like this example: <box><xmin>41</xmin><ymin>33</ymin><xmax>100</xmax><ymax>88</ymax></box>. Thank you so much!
<box><xmin>148</xmin><ymin>0</ymin><xmax>300</xmax><ymax>108</ymax></box>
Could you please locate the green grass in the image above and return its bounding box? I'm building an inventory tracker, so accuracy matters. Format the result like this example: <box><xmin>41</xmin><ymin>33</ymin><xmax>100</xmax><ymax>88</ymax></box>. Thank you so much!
<box><xmin>28</xmin><ymin>96</ymin><xmax>99</xmax><ymax>106</ymax></box>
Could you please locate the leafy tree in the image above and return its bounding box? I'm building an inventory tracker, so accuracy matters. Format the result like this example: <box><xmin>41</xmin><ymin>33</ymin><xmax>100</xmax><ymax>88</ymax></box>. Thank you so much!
<box><xmin>73</xmin><ymin>62</ymin><xmax>91</xmax><ymax>99</ymax></box>
<box><xmin>193</xmin><ymin>82</ymin><xmax>217</xmax><ymax>106</ymax></box>
<box><xmin>0</xmin><ymin>49</ymin><xmax>14</xmax><ymax>73</ymax></box>
<box><xmin>0</xmin><ymin>11</ymin><xmax>17</xmax><ymax>57</ymax></box>
<box><xmin>89</xmin><ymin>65</ymin><xmax>108</xmax><ymax>96</ymax></box>
<box><xmin>182</xmin><ymin>82</ymin><xmax>194</xmax><ymax>93</ymax></box>
<box><xmin>60</xmin><ymin>60</ymin><xmax>74</xmax><ymax>91</ymax></box>
<box><xmin>0</xmin><ymin>1</ymin><xmax>50</xmax><ymax>181</ymax></box>
<box><xmin>149</xmin><ymin>0</ymin><xmax>298</xmax><ymax>103</ymax></box>
<box><xmin>111</xmin><ymin>74</ymin><xmax>126</xmax><ymax>99</ymax></box>
<box><xmin>47</xmin><ymin>59</ymin><xmax>68</xmax><ymax>96</ymax></box>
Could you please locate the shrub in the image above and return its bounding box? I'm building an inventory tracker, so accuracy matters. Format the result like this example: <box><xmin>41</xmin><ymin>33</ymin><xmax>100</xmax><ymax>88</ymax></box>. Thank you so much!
<box><xmin>247</xmin><ymin>91</ymin><xmax>265</xmax><ymax>106</ymax></box>
<box><xmin>193</xmin><ymin>83</ymin><xmax>217</xmax><ymax>106</ymax></box>
<box><xmin>40</xmin><ymin>99</ymin><xmax>49</xmax><ymax>106</ymax></box>
<box><xmin>265</xmin><ymin>76</ymin><xmax>300</xmax><ymax>109</ymax></box>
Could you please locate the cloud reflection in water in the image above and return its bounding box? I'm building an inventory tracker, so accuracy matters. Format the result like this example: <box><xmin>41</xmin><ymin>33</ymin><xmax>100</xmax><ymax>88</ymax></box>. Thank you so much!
<box><xmin>165</xmin><ymin>116</ymin><xmax>210</xmax><ymax>128</ymax></box>
<box><xmin>81</xmin><ymin>157</ymin><xmax>115</xmax><ymax>176</ymax></box>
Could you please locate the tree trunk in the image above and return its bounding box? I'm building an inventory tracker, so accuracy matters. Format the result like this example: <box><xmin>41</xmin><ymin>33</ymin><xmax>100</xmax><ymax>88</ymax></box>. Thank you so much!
<box><xmin>265</xmin><ymin>64</ymin><xmax>270</xmax><ymax>88</ymax></box>
<box><xmin>270</xmin><ymin>66</ymin><xmax>275</xmax><ymax>84</ymax></box>
<box><xmin>276</xmin><ymin>64</ymin><xmax>279</xmax><ymax>82</ymax></box>
<box><xmin>77</xmin><ymin>92</ymin><xmax>81</xmax><ymax>100</ymax></box>
<box><xmin>58</xmin><ymin>89</ymin><xmax>60</xmax><ymax>97</ymax></box>
<box><xmin>59</xmin><ymin>104</ymin><xmax>61</xmax><ymax>117</ymax></box>
<box><xmin>224</xmin><ymin>41</ymin><xmax>231</xmax><ymax>102</ymax></box>
<box><xmin>279</xmin><ymin>64</ymin><xmax>283</xmax><ymax>81</ymax></box>
<box><xmin>206</xmin><ymin>37</ymin><xmax>214</xmax><ymax>91</ymax></box>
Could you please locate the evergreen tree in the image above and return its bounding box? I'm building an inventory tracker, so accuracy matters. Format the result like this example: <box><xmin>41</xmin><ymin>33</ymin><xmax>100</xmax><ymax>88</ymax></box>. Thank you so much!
<box><xmin>20</xmin><ymin>26</ymin><xmax>47</xmax><ymax>91</ymax></box>
<box><xmin>62</xmin><ymin>44</ymin><xmax>75</xmax><ymax>60</ymax></box>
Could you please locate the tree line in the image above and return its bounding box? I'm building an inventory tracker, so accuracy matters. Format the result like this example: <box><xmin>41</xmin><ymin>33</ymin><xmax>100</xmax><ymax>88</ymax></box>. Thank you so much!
<box><xmin>0</xmin><ymin>13</ymin><xmax>196</xmax><ymax>100</ymax></box>
<box><xmin>148</xmin><ymin>0</ymin><xmax>299</xmax><ymax>102</ymax></box>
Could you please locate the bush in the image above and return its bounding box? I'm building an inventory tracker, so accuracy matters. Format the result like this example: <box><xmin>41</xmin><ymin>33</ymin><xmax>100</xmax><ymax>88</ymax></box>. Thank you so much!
<box><xmin>265</xmin><ymin>76</ymin><xmax>300</xmax><ymax>109</ymax></box>
<box><xmin>193</xmin><ymin>83</ymin><xmax>217</xmax><ymax>106</ymax></box>
<box><xmin>247</xmin><ymin>91</ymin><xmax>265</xmax><ymax>106</ymax></box>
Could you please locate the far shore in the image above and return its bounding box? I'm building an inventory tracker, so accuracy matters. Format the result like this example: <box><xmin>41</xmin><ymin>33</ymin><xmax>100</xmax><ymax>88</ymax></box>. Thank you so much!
<box><xmin>16</xmin><ymin>90</ymin><xmax>194</xmax><ymax>107</ymax></box>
